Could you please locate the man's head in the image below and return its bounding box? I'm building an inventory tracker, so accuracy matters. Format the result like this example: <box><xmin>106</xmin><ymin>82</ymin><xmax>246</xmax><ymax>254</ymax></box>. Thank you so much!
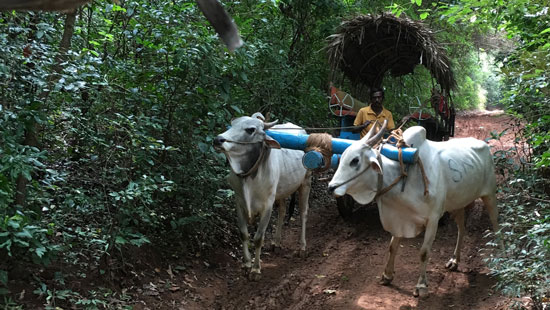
<box><xmin>370</xmin><ymin>87</ymin><xmax>384</xmax><ymax>109</ymax></box>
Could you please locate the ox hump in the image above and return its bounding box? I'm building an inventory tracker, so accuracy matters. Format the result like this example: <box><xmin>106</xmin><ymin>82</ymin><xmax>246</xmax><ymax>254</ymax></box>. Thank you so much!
<box><xmin>271</xmin><ymin>122</ymin><xmax>306</xmax><ymax>135</ymax></box>
<box><xmin>403</xmin><ymin>126</ymin><xmax>427</xmax><ymax>148</ymax></box>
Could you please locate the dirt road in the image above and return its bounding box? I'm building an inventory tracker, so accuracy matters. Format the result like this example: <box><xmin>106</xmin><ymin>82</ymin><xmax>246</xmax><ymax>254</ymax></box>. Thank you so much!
<box><xmin>136</xmin><ymin>111</ymin><xmax>519</xmax><ymax>310</ymax></box>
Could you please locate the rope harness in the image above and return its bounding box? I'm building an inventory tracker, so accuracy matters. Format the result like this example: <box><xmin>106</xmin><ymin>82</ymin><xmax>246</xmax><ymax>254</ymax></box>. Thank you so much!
<box><xmin>221</xmin><ymin>139</ymin><xmax>270</xmax><ymax>178</ymax></box>
<box><xmin>324</xmin><ymin>130</ymin><xmax>430</xmax><ymax>199</ymax></box>
<box><xmin>376</xmin><ymin>129</ymin><xmax>430</xmax><ymax>197</ymax></box>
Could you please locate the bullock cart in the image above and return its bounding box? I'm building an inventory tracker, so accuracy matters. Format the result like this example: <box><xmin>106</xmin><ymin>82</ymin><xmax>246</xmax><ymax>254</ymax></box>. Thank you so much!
<box><xmin>324</xmin><ymin>13</ymin><xmax>458</xmax><ymax>218</ymax></box>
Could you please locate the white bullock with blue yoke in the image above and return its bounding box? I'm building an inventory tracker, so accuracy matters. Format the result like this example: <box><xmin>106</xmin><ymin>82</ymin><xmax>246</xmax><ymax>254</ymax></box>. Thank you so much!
<box><xmin>328</xmin><ymin>120</ymin><xmax>499</xmax><ymax>297</ymax></box>
<box><xmin>213</xmin><ymin>113</ymin><xmax>312</xmax><ymax>280</ymax></box>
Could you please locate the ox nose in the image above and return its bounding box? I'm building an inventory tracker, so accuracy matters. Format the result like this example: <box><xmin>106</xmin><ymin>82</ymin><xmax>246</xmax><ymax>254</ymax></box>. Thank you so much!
<box><xmin>213</xmin><ymin>135</ymin><xmax>226</xmax><ymax>146</ymax></box>
<box><xmin>328</xmin><ymin>185</ymin><xmax>336</xmax><ymax>194</ymax></box>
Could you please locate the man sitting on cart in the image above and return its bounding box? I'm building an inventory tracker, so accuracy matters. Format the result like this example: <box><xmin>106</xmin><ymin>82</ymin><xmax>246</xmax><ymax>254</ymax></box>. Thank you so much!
<box><xmin>353</xmin><ymin>87</ymin><xmax>396</xmax><ymax>138</ymax></box>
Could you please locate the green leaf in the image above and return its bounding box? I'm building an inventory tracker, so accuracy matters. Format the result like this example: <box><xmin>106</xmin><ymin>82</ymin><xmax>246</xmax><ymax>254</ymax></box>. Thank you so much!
<box><xmin>420</xmin><ymin>12</ymin><xmax>429</xmax><ymax>19</ymax></box>
<box><xmin>14</xmin><ymin>229</ymin><xmax>33</xmax><ymax>239</ymax></box>
<box><xmin>198</xmin><ymin>142</ymin><xmax>210</xmax><ymax>153</ymax></box>
<box><xmin>0</xmin><ymin>270</ymin><xmax>7</xmax><ymax>285</ymax></box>
<box><xmin>13</xmin><ymin>238</ymin><xmax>29</xmax><ymax>247</ymax></box>
<box><xmin>0</xmin><ymin>239</ymin><xmax>12</xmax><ymax>252</ymax></box>
<box><xmin>115</xmin><ymin>236</ymin><xmax>127</xmax><ymax>245</ymax></box>
<box><xmin>539</xmin><ymin>28</ymin><xmax>550</xmax><ymax>35</ymax></box>
<box><xmin>7</xmin><ymin>219</ymin><xmax>20</xmax><ymax>230</ymax></box>
<box><xmin>415</xmin><ymin>0</ymin><xmax>422</xmax><ymax>6</ymax></box>
<box><xmin>22</xmin><ymin>169</ymin><xmax>32</xmax><ymax>181</ymax></box>
<box><xmin>35</xmin><ymin>246</ymin><xmax>46</xmax><ymax>258</ymax></box>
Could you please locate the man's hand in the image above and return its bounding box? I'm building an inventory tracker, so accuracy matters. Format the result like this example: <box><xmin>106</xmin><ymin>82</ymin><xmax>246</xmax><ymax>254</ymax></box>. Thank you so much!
<box><xmin>352</xmin><ymin>120</ymin><xmax>371</xmax><ymax>134</ymax></box>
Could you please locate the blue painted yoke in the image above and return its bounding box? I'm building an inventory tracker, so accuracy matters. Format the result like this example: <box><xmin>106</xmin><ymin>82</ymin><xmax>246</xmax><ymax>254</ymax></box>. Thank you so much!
<box><xmin>265</xmin><ymin>130</ymin><xmax>418</xmax><ymax>170</ymax></box>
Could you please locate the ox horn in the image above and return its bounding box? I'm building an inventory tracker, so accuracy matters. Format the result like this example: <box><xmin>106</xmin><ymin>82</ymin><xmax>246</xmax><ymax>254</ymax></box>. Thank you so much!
<box><xmin>263</xmin><ymin>119</ymin><xmax>279</xmax><ymax>130</ymax></box>
<box><xmin>251</xmin><ymin>112</ymin><xmax>266</xmax><ymax>121</ymax></box>
<box><xmin>360</xmin><ymin>120</ymin><xmax>380</xmax><ymax>143</ymax></box>
<box><xmin>365</xmin><ymin>120</ymin><xmax>388</xmax><ymax>147</ymax></box>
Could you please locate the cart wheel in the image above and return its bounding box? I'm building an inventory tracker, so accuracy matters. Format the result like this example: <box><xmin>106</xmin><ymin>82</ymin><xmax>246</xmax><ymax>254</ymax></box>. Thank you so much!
<box><xmin>336</xmin><ymin>194</ymin><xmax>355</xmax><ymax>220</ymax></box>
<box><xmin>329</xmin><ymin>93</ymin><xmax>354</xmax><ymax>117</ymax></box>
<box><xmin>408</xmin><ymin>96</ymin><xmax>430</xmax><ymax>121</ymax></box>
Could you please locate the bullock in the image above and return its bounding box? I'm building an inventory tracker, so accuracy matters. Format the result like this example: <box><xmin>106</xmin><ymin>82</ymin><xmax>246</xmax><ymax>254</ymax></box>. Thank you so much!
<box><xmin>328</xmin><ymin>121</ymin><xmax>499</xmax><ymax>297</ymax></box>
<box><xmin>213</xmin><ymin>113</ymin><xmax>312</xmax><ymax>280</ymax></box>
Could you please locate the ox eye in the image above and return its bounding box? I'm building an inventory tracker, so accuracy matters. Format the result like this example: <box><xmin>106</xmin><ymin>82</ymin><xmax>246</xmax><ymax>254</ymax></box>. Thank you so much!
<box><xmin>350</xmin><ymin>157</ymin><xmax>359</xmax><ymax>167</ymax></box>
<box><xmin>245</xmin><ymin>127</ymin><xmax>255</xmax><ymax>135</ymax></box>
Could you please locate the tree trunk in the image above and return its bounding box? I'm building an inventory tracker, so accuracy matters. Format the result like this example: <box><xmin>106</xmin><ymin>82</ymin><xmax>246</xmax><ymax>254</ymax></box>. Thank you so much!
<box><xmin>14</xmin><ymin>10</ymin><xmax>77</xmax><ymax>209</ymax></box>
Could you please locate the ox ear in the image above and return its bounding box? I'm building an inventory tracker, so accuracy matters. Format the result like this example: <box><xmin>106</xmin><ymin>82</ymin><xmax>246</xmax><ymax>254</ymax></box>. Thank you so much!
<box><xmin>265</xmin><ymin>135</ymin><xmax>281</xmax><ymax>149</ymax></box>
<box><xmin>368</xmin><ymin>154</ymin><xmax>382</xmax><ymax>174</ymax></box>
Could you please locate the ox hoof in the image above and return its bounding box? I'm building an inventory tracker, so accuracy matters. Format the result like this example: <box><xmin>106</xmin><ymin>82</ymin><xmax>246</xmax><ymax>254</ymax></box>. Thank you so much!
<box><xmin>248</xmin><ymin>270</ymin><xmax>262</xmax><ymax>281</ymax></box>
<box><xmin>379</xmin><ymin>274</ymin><xmax>393</xmax><ymax>286</ymax></box>
<box><xmin>241</xmin><ymin>263</ymin><xmax>252</xmax><ymax>274</ymax></box>
<box><xmin>413</xmin><ymin>285</ymin><xmax>429</xmax><ymax>298</ymax></box>
<box><xmin>445</xmin><ymin>259</ymin><xmax>459</xmax><ymax>271</ymax></box>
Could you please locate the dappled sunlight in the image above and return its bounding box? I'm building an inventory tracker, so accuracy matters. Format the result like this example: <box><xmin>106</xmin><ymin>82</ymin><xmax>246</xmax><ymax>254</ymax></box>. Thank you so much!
<box><xmin>357</xmin><ymin>294</ymin><xmax>415</xmax><ymax>310</ymax></box>
<box><xmin>355</xmin><ymin>283</ymin><xmax>421</xmax><ymax>310</ymax></box>
<box><xmin>477</xmin><ymin>85</ymin><xmax>488</xmax><ymax>110</ymax></box>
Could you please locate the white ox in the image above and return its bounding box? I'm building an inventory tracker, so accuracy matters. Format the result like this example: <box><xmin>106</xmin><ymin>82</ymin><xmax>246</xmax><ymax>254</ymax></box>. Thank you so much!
<box><xmin>213</xmin><ymin>113</ymin><xmax>312</xmax><ymax>280</ymax></box>
<box><xmin>328</xmin><ymin>122</ymin><xmax>499</xmax><ymax>297</ymax></box>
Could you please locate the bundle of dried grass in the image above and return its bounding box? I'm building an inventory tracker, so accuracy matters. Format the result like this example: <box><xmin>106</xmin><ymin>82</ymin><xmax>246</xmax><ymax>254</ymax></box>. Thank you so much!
<box><xmin>326</xmin><ymin>13</ymin><xmax>456</xmax><ymax>94</ymax></box>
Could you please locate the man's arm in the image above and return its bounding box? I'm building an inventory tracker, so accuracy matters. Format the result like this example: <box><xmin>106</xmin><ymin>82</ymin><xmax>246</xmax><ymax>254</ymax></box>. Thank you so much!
<box><xmin>352</xmin><ymin>120</ymin><xmax>371</xmax><ymax>133</ymax></box>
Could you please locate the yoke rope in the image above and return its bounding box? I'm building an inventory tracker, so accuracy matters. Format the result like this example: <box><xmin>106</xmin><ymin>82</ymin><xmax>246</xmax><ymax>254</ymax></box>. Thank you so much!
<box><xmin>375</xmin><ymin>130</ymin><xmax>430</xmax><ymax>198</ymax></box>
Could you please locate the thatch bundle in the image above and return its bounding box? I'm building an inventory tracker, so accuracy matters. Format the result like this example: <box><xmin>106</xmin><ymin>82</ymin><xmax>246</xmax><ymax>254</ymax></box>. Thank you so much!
<box><xmin>327</xmin><ymin>13</ymin><xmax>456</xmax><ymax>94</ymax></box>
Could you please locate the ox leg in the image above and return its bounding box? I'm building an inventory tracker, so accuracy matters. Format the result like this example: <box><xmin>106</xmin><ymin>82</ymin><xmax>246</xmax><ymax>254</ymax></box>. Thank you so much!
<box><xmin>380</xmin><ymin>236</ymin><xmax>401</xmax><ymax>285</ymax></box>
<box><xmin>482</xmin><ymin>194</ymin><xmax>499</xmax><ymax>232</ymax></box>
<box><xmin>298</xmin><ymin>177</ymin><xmax>312</xmax><ymax>258</ymax></box>
<box><xmin>272</xmin><ymin>199</ymin><xmax>286</xmax><ymax>250</ymax></box>
<box><xmin>235</xmin><ymin>203</ymin><xmax>252</xmax><ymax>272</ymax></box>
<box><xmin>445</xmin><ymin>208</ymin><xmax>465</xmax><ymax>271</ymax></box>
<box><xmin>482</xmin><ymin>194</ymin><xmax>504</xmax><ymax>251</ymax></box>
<box><xmin>250</xmin><ymin>203</ymin><xmax>274</xmax><ymax>281</ymax></box>
<box><xmin>414</xmin><ymin>218</ymin><xmax>439</xmax><ymax>297</ymax></box>
<box><xmin>228</xmin><ymin>174</ymin><xmax>252</xmax><ymax>273</ymax></box>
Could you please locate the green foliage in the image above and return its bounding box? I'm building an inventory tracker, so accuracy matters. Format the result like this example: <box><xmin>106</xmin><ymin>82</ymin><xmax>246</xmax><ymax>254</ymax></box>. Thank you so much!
<box><xmin>0</xmin><ymin>0</ymin><xmax>548</xmax><ymax>308</ymax></box>
<box><xmin>441</xmin><ymin>0</ymin><xmax>550</xmax><ymax>164</ymax></box>
<box><xmin>483</xmin><ymin>132</ymin><xmax>550</xmax><ymax>310</ymax></box>
<box><xmin>485</xmin><ymin>187</ymin><xmax>550</xmax><ymax>309</ymax></box>
<box><xmin>2</xmin><ymin>3</ymin><xmax>349</xmax><ymax>305</ymax></box>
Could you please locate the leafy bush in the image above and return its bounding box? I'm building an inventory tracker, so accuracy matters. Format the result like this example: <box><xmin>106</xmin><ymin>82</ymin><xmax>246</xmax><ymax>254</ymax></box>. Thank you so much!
<box><xmin>486</xmin><ymin>189</ymin><xmax>550</xmax><ymax>309</ymax></box>
<box><xmin>485</xmin><ymin>141</ymin><xmax>550</xmax><ymax>310</ymax></box>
